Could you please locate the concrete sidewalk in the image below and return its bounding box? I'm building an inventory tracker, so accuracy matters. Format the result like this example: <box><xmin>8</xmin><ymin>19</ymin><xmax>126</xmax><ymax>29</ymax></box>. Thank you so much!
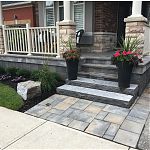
<box><xmin>0</xmin><ymin>107</ymin><xmax>129</xmax><ymax>150</ymax></box>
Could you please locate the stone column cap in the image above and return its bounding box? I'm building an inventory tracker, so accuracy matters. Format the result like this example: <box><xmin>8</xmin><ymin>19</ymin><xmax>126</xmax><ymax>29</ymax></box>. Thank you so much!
<box><xmin>124</xmin><ymin>16</ymin><xmax>148</xmax><ymax>23</ymax></box>
<box><xmin>57</xmin><ymin>20</ymin><xmax>76</xmax><ymax>26</ymax></box>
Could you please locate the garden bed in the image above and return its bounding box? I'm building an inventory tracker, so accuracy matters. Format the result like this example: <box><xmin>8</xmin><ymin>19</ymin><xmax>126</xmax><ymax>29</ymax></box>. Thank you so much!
<box><xmin>0</xmin><ymin>66</ymin><xmax>64</xmax><ymax>112</ymax></box>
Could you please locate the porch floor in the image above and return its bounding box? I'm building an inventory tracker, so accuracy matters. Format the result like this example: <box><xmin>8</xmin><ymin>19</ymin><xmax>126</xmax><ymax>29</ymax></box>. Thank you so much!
<box><xmin>25</xmin><ymin>82</ymin><xmax>150</xmax><ymax>149</ymax></box>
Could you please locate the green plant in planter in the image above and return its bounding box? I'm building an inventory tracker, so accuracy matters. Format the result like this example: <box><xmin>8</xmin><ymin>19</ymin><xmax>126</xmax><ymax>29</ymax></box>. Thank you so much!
<box><xmin>62</xmin><ymin>37</ymin><xmax>80</xmax><ymax>80</ymax></box>
<box><xmin>112</xmin><ymin>36</ymin><xmax>143</xmax><ymax>88</ymax></box>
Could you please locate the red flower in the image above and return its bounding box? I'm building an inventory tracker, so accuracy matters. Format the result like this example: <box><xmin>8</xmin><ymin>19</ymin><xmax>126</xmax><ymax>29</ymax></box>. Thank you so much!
<box><xmin>122</xmin><ymin>51</ymin><xmax>127</xmax><ymax>56</ymax></box>
<box><xmin>114</xmin><ymin>50</ymin><xmax>120</xmax><ymax>57</ymax></box>
<box><xmin>126</xmin><ymin>51</ymin><xmax>132</xmax><ymax>55</ymax></box>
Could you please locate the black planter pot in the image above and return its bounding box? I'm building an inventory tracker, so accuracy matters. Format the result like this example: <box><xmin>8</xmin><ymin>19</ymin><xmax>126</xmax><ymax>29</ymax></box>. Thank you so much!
<box><xmin>117</xmin><ymin>61</ymin><xmax>133</xmax><ymax>89</ymax></box>
<box><xmin>66</xmin><ymin>59</ymin><xmax>79</xmax><ymax>80</ymax></box>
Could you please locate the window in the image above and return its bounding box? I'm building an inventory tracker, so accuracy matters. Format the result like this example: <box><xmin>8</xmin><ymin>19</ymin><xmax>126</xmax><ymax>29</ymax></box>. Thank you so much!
<box><xmin>73</xmin><ymin>1</ymin><xmax>84</xmax><ymax>31</ymax></box>
<box><xmin>59</xmin><ymin>1</ymin><xmax>64</xmax><ymax>21</ymax></box>
<box><xmin>45</xmin><ymin>1</ymin><xmax>55</xmax><ymax>26</ymax></box>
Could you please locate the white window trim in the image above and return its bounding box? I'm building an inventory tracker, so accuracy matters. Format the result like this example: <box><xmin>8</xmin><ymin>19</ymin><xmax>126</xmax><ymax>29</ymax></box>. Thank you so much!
<box><xmin>72</xmin><ymin>1</ymin><xmax>85</xmax><ymax>30</ymax></box>
<box><xmin>44</xmin><ymin>1</ymin><xmax>55</xmax><ymax>26</ymax></box>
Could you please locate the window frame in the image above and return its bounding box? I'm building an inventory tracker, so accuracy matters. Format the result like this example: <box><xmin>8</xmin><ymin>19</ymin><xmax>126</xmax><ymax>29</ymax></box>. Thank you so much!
<box><xmin>72</xmin><ymin>1</ymin><xmax>85</xmax><ymax>31</ymax></box>
<box><xmin>44</xmin><ymin>1</ymin><xmax>55</xmax><ymax>26</ymax></box>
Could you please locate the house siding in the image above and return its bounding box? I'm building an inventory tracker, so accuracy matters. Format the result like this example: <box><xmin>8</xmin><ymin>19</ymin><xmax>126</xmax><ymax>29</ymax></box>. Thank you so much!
<box><xmin>94</xmin><ymin>2</ymin><xmax>118</xmax><ymax>33</ymax></box>
<box><xmin>3</xmin><ymin>4</ymin><xmax>36</xmax><ymax>26</ymax></box>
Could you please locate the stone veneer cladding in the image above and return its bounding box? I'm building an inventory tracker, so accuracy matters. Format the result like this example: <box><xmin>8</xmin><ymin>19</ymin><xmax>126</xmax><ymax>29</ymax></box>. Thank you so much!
<box><xmin>0</xmin><ymin>27</ymin><xmax>4</xmax><ymax>54</ymax></box>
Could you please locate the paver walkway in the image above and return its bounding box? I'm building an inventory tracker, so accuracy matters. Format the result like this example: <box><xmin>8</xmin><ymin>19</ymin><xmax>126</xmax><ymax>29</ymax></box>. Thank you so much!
<box><xmin>25</xmin><ymin>83</ymin><xmax>150</xmax><ymax>149</ymax></box>
<box><xmin>0</xmin><ymin>107</ymin><xmax>128</xmax><ymax>149</ymax></box>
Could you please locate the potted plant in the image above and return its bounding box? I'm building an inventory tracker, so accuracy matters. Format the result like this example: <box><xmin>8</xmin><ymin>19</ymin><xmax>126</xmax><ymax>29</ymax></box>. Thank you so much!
<box><xmin>112</xmin><ymin>36</ymin><xmax>143</xmax><ymax>89</ymax></box>
<box><xmin>62</xmin><ymin>38</ymin><xmax>80</xmax><ymax>80</ymax></box>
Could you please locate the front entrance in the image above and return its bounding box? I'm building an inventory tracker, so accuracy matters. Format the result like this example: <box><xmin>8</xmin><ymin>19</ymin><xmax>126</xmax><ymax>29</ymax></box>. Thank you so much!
<box><xmin>117</xmin><ymin>2</ymin><xmax>132</xmax><ymax>46</ymax></box>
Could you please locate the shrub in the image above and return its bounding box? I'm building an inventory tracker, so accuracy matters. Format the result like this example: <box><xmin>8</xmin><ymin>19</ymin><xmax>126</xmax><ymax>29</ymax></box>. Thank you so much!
<box><xmin>38</xmin><ymin>65</ymin><xmax>59</xmax><ymax>93</ymax></box>
<box><xmin>0</xmin><ymin>67</ymin><xmax>6</xmax><ymax>75</ymax></box>
<box><xmin>16</xmin><ymin>69</ymin><xmax>31</xmax><ymax>78</ymax></box>
<box><xmin>30</xmin><ymin>70</ymin><xmax>40</xmax><ymax>81</ymax></box>
<box><xmin>6</xmin><ymin>67</ymin><xmax>18</xmax><ymax>76</ymax></box>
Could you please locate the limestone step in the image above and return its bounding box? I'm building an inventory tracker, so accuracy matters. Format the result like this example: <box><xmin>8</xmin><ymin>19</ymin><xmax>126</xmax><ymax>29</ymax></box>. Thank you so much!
<box><xmin>57</xmin><ymin>85</ymin><xmax>135</xmax><ymax>108</ymax></box>
<box><xmin>81</xmin><ymin>63</ymin><xmax>117</xmax><ymax>74</ymax></box>
<box><xmin>67</xmin><ymin>77</ymin><xmax>139</xmax><ymax>96</ymax></box>
<box><xmin>78</xmin><ymin>71</ymin><xmax>118</xmax><ymax>81</ymax></box>
<box><xmin>82</xmin><ymin>56</ymin><xmax>112</xmax><ymax>65</ymax></box>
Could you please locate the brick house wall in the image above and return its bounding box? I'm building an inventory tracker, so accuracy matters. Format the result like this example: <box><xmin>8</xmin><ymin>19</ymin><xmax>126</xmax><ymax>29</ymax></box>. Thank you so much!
<box><xmin>81</xmin><ymin>1</ymin><xmax>119</xmax><ymax>54</ymax></box>
<box><xmin>3</xmin><ymin>3</ymin><xmax>36</xmax><ymax>27</ymax></box>
<box><xmin>94</xmin><ymin>1</ymin><xmax>118</xmax><ymax>33</ymax></box>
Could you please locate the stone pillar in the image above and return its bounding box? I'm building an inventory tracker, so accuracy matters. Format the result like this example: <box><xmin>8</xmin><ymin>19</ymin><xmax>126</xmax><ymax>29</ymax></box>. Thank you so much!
<box><xmin>57</xmin><ymin>21</ymin><xmax>76</xmax><ymax>57</ymax></box>
<box><xmin>0</xmin><ymin>27</ymin><xmax>4</xmax><ymax>54</ymax></box>
<box><xmin>56</xmin><ymin>1</ymin><xmax>76</xmax><ymax>58</ymax></box>
<box><xmin>124</xmin><ymin>1</ymin><xmax>150</xmax><ymax>55</ymax></box>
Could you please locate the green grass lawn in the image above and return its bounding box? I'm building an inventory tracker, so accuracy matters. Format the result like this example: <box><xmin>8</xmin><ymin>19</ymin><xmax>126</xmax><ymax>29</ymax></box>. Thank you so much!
<box><xmin>0</xmin><ymin>83</ymin><xmax>24</xmax><ymax>110</ymax></box>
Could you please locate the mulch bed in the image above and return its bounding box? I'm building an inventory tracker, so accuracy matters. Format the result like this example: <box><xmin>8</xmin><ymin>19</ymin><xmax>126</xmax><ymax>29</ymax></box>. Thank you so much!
<box><xmin>0</xmin><ymin>78</ymin><xmax>62</xmax><ymax>112</ymax></box>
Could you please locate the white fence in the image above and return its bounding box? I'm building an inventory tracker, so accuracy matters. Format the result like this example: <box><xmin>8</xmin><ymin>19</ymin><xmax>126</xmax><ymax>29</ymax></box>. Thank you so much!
<box><xmin>2</xmin><ymin>24</ymin><xmax>58</xmax><ymax>56</ymax></box>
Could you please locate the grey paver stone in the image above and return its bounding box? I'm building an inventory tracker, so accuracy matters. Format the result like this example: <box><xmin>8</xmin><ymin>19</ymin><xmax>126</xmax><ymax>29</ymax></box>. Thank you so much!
<box><xmin>84</xmin><ymin>104</ymin><xmax>102</xmax><ymax>114</ymax></box>
<box><xmin>85</xmin><ymin>119</ymin><xmax>110</xmax><ymax>137</ymax></box>
<box><xmin>92</xmin><ymin>102</ymin><xmax>106</xmax><ymax>108</ymax></box>
<box><xmin>133</xmin><ymin>103</ymin><xmax>150</xmax><ymax>113</ymax></box>
<box><xmin>48</xmin><ymin>108</ymin><xmax>64</xmax><ymax>115</ymax></box>
<box><xmin>46</xmin><ymin>113</ymin><xmax>59</xmax><ymax>121</ymax></box>
<box><xmin>63</xmin><ymin>97</ymin><xmax>79</xmax><ymax>105</ymax></box>
<box><xmin>104</xmin><ymin>123</ymin><xmax>120</xmax><ymax>137</ymax></box>
<box><xmin>104</xmin><ymin>113</ymin><xmax>125</xmax><ymax>125</ymax></box>
<box><xmin>25</xmin><ymin>105</ymin><xmax>51</xmax><ymax>117</ymax></box>
<box><xmin>114</xmin><ymin>129</ymin><xmax>140</xmax><ymax>148</ymax></box>
<box><xmin>68</xmin><ymin>120</ymin><xmax>89</xmax><ymax>131</ymax></box>
<box><xmin>95</xmin><ymin>111</ymin><xmax>108</xmax><ymax>120</ymax></box>
<box><xmin>38</xmin><ymin>94</ymin><xmax>67</xmax><ymax>106</ymax></box>
<box><xmin>121</xmin><ymin>119</ymin><xmax>144</xmax><ymax>134</ymax></box>
<box><xmin>71</xmin><ymin>99</ymin><xmax>92</xmax><ymax>110</ymax></box>
<box><xmin>40</xmin><ymin>112</ymin><xmax>53</xmax><ymax>120</ymax></box>
<box><xmin>103</xmin><ymin>105</ymin><xmax>129</xmax><ymax>116</ymax></box>
<box><xmin>61</xmin><ymin>108</ymin><xmax>75</xmax><ymax>117</ymax></box>
<box><xmin>126</xmin><ymin>116</ymin><xmax>146</xmax><ymax>124</ymax></box>
<box><xmin>129</xmin><ymin>109</ymin><xmax>149</xmax><ymax>120</ymax></box>
<box><xmin>138</xmin><ymin>114</ymin><xmax>150</xmax><ymax>150</ymax></box>
<box><xmin>55</xmin><ymin>117</ymin><xmax>73</xmax><ymax>126</ymax></box>
<box><xmin>137</xmin><ymin>97</ymin><xmax>150</xmax><ymax>107</ymax></box>
<box><xmin>68</xmin><ymin>109</ymin><xmax>95</xmax><ymax>123</ymax></box>
<box><xmin>54</xmin><ymin>102</ymin><xmax>72</xmax><ymax>111</ymax></box>
<box><xmin>103</xmin><ymin>134</ymin><xmax>114</xmax><ymax>140</ymax></box>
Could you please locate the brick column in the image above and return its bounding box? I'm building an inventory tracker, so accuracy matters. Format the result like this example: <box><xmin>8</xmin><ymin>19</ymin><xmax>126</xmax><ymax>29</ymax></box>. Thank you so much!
<box><xmin>57</xmin><ymin>20</ymin><xmax>76</xmax><ymax>57</ymax></box>
<box><xmin>0</xmin><ymin>27</ymin><xmax>4</xmax><ymax>54</ymax></box>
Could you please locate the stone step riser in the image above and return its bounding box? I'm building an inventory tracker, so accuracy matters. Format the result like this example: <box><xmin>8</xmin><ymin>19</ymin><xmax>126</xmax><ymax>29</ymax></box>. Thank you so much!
<box><xmin>78</xmin><ymin>72</ymin><xmax>118</xmax><ymax>82</ymax></box>
<box><xmin>81</xmin><ymin>66</ymin><xmax>117</xmax><ymax>75</ymax></box>
<box><xmin>67</xmin><ymin>80</ymin><xmax>138</xmax><ymax>96</ymax></box>
<box><xmin>85</xmin><ymin>59</ymin><xmax>112</xmax><ymax>65</ymax></box>
<box><xmin>57</xmin><ymin>86</ymin><xmax>135</xmax><ymax>108</ymax></box>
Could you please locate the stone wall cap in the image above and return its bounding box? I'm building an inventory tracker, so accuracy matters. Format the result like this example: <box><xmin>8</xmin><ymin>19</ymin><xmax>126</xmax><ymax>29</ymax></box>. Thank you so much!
<box><xmin>124</xmin><ymin>16</ymin><xmax>148</xmax><ymax>23</ymax></box>
<box><xmin>57</xmin><ymin>20</ymin><xmax>76</xmax><ymax>26</ymax></box>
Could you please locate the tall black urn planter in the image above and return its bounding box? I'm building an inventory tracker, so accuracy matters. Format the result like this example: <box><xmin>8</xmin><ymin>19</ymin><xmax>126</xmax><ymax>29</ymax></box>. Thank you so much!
<box><xmin>66</xmin><ymin>59</ymin><xmax>79</xmax><ymax>80</ymax></box>
<box><xmin>117</xmin><ymin>61</ymin><xmax>133</xmax><ymax>88</ymax></box>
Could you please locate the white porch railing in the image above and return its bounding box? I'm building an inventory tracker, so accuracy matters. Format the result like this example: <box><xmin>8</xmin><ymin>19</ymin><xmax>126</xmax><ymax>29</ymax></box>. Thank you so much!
<box><xmin>2</xmin><ymin>24</ymin><xmax>58</xmax><ymax>56</ymax></box>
